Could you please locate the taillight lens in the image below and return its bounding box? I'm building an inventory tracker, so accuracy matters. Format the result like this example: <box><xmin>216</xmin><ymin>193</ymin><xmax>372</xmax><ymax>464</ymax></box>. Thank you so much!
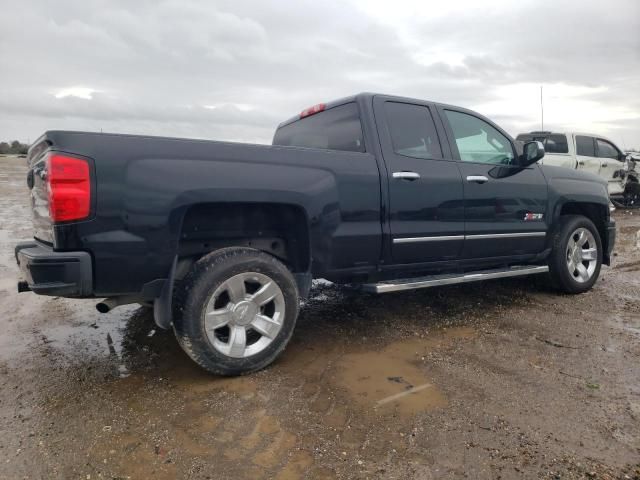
<box><xmin>46</xmin><ymin>154</ymin><xmax>91</xmax><ymax>222</ymax></box>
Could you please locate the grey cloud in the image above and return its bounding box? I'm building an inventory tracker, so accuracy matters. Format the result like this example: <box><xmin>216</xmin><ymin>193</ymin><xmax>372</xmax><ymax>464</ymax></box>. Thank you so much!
<box><xmin>0</xmin><ymin>0</ymin><xmax>638</xmax><ymax>147</ymax></box>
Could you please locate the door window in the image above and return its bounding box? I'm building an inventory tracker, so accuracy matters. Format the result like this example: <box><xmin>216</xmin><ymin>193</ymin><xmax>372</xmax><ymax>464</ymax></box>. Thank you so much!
<box><xmin>576</xmin><ymin>136</ymin><xmax>596</xmax><ymax>157</ymax></box>
<box><xmin>596</xmin><ymin>139</ymin><xmax>619</xmax><ymax>159</ymax></box>
<box><xmin>444</xmin><ymin>110</ymin><xmax>514</xmax><ymax>165</ymax></box>
<box><xmin>384</xmin><ymin>102</ymin><xmax>442</xmax><ymax>159</ymax></box>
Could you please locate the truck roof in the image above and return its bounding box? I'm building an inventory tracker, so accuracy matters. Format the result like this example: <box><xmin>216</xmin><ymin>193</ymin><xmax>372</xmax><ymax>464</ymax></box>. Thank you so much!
<box><xmin>519</xmin><ymin>131</ymin><xmax>617</xmax><ymax>141</ymax></box>
<box><xmin>277</xmin><ymin>92</ymin><xmax>462</xmax><ymax>129</ymax></box>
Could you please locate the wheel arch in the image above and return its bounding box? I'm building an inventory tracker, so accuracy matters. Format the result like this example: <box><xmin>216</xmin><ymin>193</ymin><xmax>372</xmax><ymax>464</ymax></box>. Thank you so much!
<box><xmin>175</xmin><ymin>201</ymin><xmax>311</xmax><ymax>273</ymax></box>
<box><xmin>551</xmin><ymin>200</ymin><xmax>611</xmax><ymax>265</ymax></box>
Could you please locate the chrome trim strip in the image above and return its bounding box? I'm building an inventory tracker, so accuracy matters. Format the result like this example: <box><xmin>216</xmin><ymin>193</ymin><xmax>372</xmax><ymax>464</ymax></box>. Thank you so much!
<box><xmin>392</xmin><ymin>232</ymin><xmax>546</xmax><ymax>243</ymax></box>
<box><xmin>361</xmin><ymin>265</ymin><xmax>549</xmax><ymax>294</ymax></box>
<box><xmin>465</xmin><ymin>232</ymin><xmax>546</xmax><ymax>240</ymax></box>
<box><xmin>393</xmin><ymin>235</ymin><xmax>464</xmax><ymax>244</ymax></box>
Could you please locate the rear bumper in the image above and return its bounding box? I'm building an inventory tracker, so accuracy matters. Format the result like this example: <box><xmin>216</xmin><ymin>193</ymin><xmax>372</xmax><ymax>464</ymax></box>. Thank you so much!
<box><xmin>15</xmin><ymin>241</ymin><xmax>93</xmax><ymax>297</ymax></box>
<box><xmin>604</xmin><ymin>220</ymin><xmax>616</xmax><ymax>266</ymax></box>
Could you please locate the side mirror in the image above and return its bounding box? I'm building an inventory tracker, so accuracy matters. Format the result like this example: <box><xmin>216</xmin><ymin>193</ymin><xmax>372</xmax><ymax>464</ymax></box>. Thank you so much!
<box><xmin>522</xmin><ymin>141</ymin><xmax>545</xmax><ymax>166</ymax></box>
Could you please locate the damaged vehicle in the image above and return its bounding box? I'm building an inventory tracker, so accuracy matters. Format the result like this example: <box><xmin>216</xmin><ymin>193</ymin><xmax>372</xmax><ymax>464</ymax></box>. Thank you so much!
<box><xmin>515</xmin><ymin>131</ymin><xmax>635</xmax><ymax>203</ymax></box>
<box><xmin>620</xmin><ymin>152</ymin><xmax>640</xmax><ymax>207</ymax></box>
<box><xmin>16</xmin><ymin>93</ymin><xmax>615</xmax><ymax>375</ymax></box>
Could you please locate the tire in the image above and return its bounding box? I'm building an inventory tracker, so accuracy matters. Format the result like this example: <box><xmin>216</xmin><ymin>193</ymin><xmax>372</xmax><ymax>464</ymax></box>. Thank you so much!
<box><xmin>547</xmin><ymin>215</ymin><xmax>602</xmax><ymax>294</ymax></box>
<box><xmin>173</xmin><ymin>247</ymin><xmax>299</xmax><ymax>376</ymax></box>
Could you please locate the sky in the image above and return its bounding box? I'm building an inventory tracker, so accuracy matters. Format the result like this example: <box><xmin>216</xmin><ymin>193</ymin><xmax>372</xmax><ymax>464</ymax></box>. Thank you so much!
<box><xmin>1</xmin><ymin>0</ymin><xmax>639</xmax><ymax>149</ymax></box>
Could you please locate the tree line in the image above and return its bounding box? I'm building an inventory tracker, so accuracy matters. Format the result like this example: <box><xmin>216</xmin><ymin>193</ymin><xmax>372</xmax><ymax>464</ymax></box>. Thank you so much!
<box><xmin>0</xmin><ymin>141</ymin><xmax>29</xmax><ymax>155</ymax></box>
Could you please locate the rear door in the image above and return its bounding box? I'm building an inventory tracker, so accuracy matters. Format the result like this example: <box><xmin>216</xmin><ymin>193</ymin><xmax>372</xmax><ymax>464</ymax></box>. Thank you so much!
<box><xmin>575</xmin><ymin>135</ymin><xmax>601</xmax><ymax>177</ymax></box>
<box><xmin>373</xmin><ymin>96</ymin><xmax>465</xmax><ymax>264</ymax></box>
<box><xmin>439</xmin><ymin>107</ymin><xmax>548</xmax><ymax>259</ymax></box>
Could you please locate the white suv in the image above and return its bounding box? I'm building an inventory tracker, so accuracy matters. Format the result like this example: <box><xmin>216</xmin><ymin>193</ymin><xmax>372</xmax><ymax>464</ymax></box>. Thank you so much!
<box><xmin>515</xmin><ymin>131</ymin><xmax>629</xmax><ymax>196</ymax></box>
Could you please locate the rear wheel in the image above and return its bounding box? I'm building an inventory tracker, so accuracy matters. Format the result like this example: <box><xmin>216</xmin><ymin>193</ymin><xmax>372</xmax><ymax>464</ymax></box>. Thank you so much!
<box><xmin>174</xmin><ymin>247</ymin><xmax>299</xmax><ymax>375</ymax></box>
<box><xmin>548</xmin><ymin>215</ymin><xmax>602</xmax><ymax>294</ymax></box>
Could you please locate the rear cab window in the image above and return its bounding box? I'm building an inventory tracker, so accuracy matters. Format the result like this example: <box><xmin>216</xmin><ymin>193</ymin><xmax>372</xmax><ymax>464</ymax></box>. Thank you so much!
<box><xmin>273</xmin><ymin>103</ymin><xmax>365</xmax><ymax>153</ymax></box>
<box><xmin>516</xmin><ymin>133</ymin><xmax>569</xmax><ymax>154</ymax></box>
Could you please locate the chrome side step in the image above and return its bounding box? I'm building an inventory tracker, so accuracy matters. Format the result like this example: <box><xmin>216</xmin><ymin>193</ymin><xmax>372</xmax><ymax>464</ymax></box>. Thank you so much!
<box><xmin>360</xmin><ymin>265</ymin><xmax>549</xmax><ymax>294</ymax></box>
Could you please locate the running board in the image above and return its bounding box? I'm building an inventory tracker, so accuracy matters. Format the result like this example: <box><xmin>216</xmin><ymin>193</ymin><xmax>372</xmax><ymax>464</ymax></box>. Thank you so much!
<box><xmin>361</xmin><ymin>265</ymin><xmax>549</xmax><ymax>294</ymax></box>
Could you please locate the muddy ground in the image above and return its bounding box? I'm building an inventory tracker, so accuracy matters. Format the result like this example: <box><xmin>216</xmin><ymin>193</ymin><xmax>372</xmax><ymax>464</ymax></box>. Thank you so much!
<box><xmin>0</xmin><ymin>155</ymin><xmax>638</xmax><ymax>479</ymax></box>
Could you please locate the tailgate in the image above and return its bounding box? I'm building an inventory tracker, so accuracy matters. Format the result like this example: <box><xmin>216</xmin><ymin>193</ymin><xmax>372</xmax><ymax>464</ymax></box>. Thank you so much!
<box><xmin>26</xmin><ymin>137</ymin><xmax>53</xmax><ymax>243</ymax></box>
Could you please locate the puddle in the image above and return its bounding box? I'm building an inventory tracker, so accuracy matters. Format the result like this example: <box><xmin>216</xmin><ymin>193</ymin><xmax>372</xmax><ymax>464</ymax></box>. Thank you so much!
<box><xmin>332</xmin><ymin>327</ymin><xmax>475</xmax><ymax>415</ymax></box>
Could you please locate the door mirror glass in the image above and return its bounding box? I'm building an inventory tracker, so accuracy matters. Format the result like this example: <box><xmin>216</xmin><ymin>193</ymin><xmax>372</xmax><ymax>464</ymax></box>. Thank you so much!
<box><xmin>522</xmin><ymin>141</ymin><xmax>545</xmax><ymax>166</ymax></box>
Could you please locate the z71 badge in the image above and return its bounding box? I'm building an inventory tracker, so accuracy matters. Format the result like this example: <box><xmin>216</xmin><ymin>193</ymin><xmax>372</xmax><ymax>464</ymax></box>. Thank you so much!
<box><xmin>524</xmin><ymin>212</ymin><xmax>544</xmax><ymax>221</ymax></box>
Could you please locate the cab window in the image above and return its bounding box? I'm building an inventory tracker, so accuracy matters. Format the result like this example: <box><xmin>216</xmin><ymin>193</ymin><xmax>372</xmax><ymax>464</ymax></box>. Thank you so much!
<box><xmin>596</xmin><ymin>139</ymin><xmax>619</xmax><ymax>159</ymax></box>
<box><xmin>384</xmin><ymin>102</ymin><xmax>443</xmax><ymax>159</ymax></box>
<box><xmin>445</xmin><ymin>110</ymin><xmax>514</xmax><ymax>165</ymax></box>
<box><xmin>576</xmin><ymin>136</ymin><xmax>596</xmax><ymax>157</ymax></box>
<box><xmin>273</xmin><ymin>103</ymin><xmax>365</xmax><ymax>153</ymax></box>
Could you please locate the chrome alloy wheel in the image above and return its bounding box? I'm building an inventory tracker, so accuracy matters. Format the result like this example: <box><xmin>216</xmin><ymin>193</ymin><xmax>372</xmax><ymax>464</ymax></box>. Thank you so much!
<box><xmin>565</xmin><ymin>227</ymin><xmax>598</xmax><ymax>283</ymax></box>
<box><xmin>203</xmin><ymin>272</ymin><xmax>285</xmax><ymax>358</ymax></box>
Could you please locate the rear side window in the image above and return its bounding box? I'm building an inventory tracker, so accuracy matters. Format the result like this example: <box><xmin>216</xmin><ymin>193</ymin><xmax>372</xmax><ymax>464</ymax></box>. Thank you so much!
<box><xmin>516</xmin><ymin>133</ymin><xmax>568</xmax><ymax>153</ymax></box>
<box><xmin>576</xmin><ymin>136</ymin><xmax>596</xmax><ymax>157</ymax></box>
<box><xmin>596</xmin><ymin>139</ymin><xmax>619</xmax><ymax>159</ymax></box>
<box><xmin>383</xmin><ymin>102</ymin><xmax>442</xmax><ymax>159</ymax></box>
<box><xmin>273</xmin><ymin>103</ymin><xmax>365</xmax><ymax>153</ymax></box>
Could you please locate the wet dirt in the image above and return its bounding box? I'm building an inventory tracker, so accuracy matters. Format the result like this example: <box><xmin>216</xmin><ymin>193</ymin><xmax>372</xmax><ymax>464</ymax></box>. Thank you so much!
<box><xmin>0</xmin><ymin>156</ymin><xmax>639</xmax><ymax>479</ymax></box>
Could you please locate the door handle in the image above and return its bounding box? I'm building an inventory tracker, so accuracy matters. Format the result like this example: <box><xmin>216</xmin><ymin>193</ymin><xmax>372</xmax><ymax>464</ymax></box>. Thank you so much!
<box><xmin>466</xmin><ymin>175</ymin><xmax>489</xmax><ymax>184</ymax></box>
<box><xmin>601</xmin><ymin>161</ymin><xmax>608</xmax><ymax>167</ymax></box>
<box><xmin>577</xmin><ymin>160</ymin><xmax>585</xmax><ymax>166</ymax></box>
<box><xmin>392</xmin><ymin>171</ymin><xmax>420</xmax><ymax>180</ymax></box>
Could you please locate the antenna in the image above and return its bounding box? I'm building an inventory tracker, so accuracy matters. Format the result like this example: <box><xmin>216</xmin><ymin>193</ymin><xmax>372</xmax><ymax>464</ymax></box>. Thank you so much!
<box><xmin>540</xmin><ymin>85</ymin><xmax>544</xmax><ymax>131</ymax></box>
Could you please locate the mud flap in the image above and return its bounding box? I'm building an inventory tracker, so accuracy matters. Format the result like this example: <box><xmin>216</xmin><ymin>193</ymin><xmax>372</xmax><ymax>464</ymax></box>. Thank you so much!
<box><xmin>154</xmin><ymin>256</ymin><xmax>177</xmax><ymax>330</ymax></box>
<box><xmin>294</xmin><ymin>272</ymin><xmax>312</xmax><ymax>300</ymax></box>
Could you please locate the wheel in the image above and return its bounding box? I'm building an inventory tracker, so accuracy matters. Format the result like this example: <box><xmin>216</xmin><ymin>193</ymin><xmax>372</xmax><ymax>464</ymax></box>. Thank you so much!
<box><xmin>174</xmin><ymin>247</ymin><xmax>299</xmax><ymax>376</ymax></box>
<box><xmin>547</xmin><ymin>215</ymin><xmax>602</xmax><ymax>294</ymax></box>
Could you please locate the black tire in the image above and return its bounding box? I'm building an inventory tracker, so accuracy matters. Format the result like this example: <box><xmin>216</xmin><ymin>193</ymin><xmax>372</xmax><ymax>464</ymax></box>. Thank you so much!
<box><xmin>547</xmin><ymin>215</ymin><xmax>602</xmax><ymax>294</ymax></box>
<box><xmin>173</xmin><ymin>247</ymin><xmax>299</xmax><ymax>376</ymax></box>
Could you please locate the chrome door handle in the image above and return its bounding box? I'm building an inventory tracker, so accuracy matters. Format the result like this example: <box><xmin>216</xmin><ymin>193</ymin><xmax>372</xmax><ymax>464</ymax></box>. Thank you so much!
<box><xmin>466</xmin><ymin>175</ymin><xmax>489</xmax><ymax>184</ymax></box>
<box><xmin>393</xmin><ymin>171</ymin><xmax>420</xmax><ymax>180</ymax></box>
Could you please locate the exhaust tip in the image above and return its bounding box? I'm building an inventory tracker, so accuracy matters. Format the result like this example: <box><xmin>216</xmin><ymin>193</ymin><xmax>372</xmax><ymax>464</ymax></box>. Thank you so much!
<box><xmin>96</xmin><ymin>302</ymin><xmax>111</xmax><ymax>314</ymax></box>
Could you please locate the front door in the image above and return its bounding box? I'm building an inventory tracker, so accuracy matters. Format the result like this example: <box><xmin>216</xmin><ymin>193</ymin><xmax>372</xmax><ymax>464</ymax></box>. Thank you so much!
<box><xmin>374</xmin><ymin>97</ymin><xmax>465</xmax><ymax>265</ymax></box>
<box><xmin>596</xmin><ymin>137</ymin><xmax>625</xmax><ymax>195</ymax></box>
<box><xmin>439</xmin><ymin>108</ymin><xmax>548</xmax><ymax>259</ymax></box>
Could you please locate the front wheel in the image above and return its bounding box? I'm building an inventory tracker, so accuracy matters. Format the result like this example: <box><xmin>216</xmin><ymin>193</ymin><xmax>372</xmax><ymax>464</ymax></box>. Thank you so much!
<box><xmin>174</xmin><ymin>247</ymin><xmax>299</xmax><ymax>376</ymax></box>
<box><xmin>548</xmin><ymin>215</ymin><xmax>602</xmax><ymax>294</ymax></box>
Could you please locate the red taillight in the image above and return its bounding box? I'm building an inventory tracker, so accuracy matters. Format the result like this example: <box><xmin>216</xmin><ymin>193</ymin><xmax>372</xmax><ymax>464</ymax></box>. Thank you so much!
<box><xmin>300</xmin><ymin>103</ymin><xmax>326</xmax><ymax>118</ymax></box>
<box><xmin>46</xmin><ymin>154</ymin><xmax>91</xmax><ymax>222</ymax></box>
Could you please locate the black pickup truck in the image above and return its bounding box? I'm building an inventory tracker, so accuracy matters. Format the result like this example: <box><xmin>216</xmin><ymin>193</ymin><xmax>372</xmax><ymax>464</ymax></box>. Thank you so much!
<box><xmin>16</xmin><ymin>93</ymin><xmax>616</xmax><ymax>375</ymax></box>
